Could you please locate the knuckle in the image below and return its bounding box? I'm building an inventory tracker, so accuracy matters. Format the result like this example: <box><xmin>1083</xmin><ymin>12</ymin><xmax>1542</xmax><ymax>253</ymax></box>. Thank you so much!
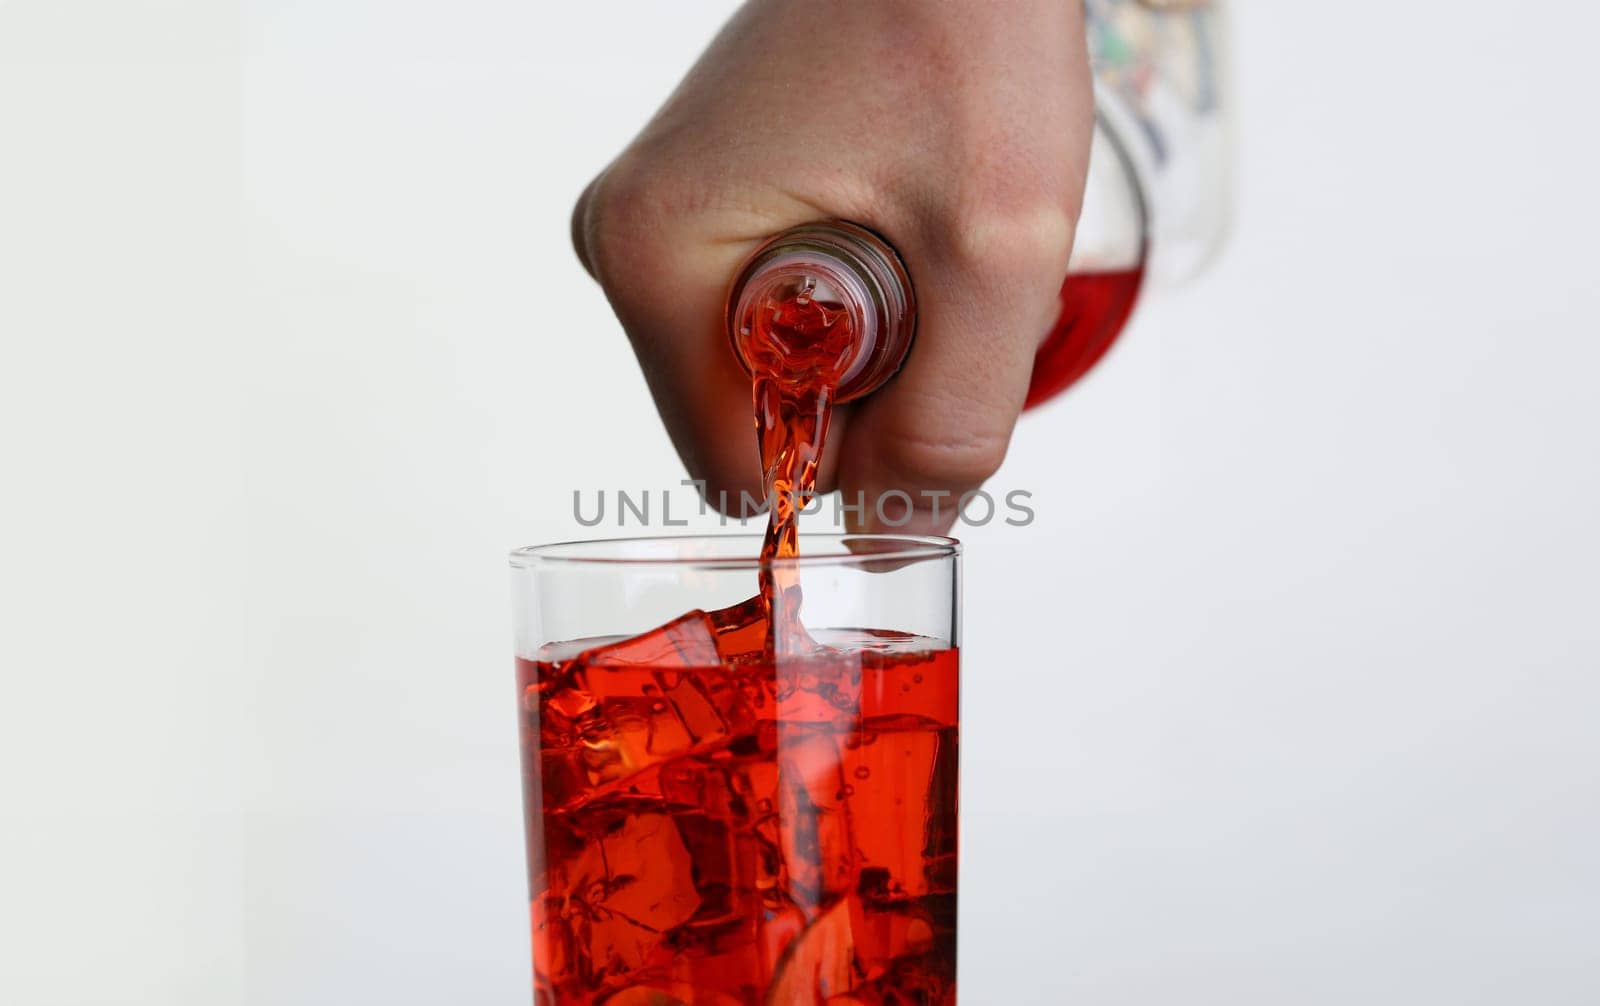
<box><xmin>574</xmin><ymin>156</ymin><xmax>673</xmax><ymax>284</ymax></box>
<box><xmin>942</xmin><ymin>197</ymin><xmax>1077</xmax><ymax>280</ymax></box>
<box><xmin>880</xmin><ymin>422</ymin><xmax>1010</xmax><ymax>491</ymax></box>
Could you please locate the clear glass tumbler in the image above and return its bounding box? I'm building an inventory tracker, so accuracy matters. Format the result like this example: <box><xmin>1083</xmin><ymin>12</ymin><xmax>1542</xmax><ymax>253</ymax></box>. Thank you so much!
<box><xmin>510</xmin><ymin>533</ymin><xmax>962</xmax><ymax>1004</ymax></box>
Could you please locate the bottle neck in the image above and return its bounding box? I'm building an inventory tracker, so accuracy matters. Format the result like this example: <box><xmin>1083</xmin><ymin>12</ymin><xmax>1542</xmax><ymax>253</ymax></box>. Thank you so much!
<box><xmin>726</xmin><ymin>220</ymin><xmax>916</xmax><ymax>404</ymax></box>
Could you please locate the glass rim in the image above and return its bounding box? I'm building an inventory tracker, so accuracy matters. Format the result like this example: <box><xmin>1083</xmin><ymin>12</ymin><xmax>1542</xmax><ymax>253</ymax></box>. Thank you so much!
<box><xmin>509</xmin><ymin>532</ymin><xmax>960</xmax><ymax>570</ymax></box>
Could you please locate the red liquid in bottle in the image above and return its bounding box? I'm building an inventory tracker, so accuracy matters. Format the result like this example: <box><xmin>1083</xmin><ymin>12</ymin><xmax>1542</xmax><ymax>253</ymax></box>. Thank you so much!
<box><xmin>1025</xmin><ymin>267</ymin><xmax>1145</xmax><ymax>409</ymax></box>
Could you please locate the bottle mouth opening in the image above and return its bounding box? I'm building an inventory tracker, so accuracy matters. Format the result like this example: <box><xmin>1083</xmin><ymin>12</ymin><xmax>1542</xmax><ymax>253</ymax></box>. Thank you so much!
<box><xmin>726</xmin><ymin>220</ymin><xmax>917</xmax><ymax>404</ymax></box>
<box><xmin>729</xmin><ymin>254</ymin><xmax>880</xmax><ymax>394</ymax></box>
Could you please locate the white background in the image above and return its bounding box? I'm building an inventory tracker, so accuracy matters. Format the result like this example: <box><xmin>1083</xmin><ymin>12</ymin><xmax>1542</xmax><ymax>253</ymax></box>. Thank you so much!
<box><xmin>3</xmin><ymin>1</ymin><xmax>1598</xmax><ymax>1003</ymax></box>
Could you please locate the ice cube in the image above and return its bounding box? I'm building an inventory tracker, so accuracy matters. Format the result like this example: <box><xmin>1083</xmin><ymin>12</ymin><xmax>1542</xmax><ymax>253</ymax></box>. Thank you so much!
<box><xmin>837</xmin><ymin>725</ymin><xmax>942</xmax><ymax>900</ymax></box>
<box><xmin>540</xmin><ymin>810</ymin><xmax>702</xmax><ymax>981</ymax></box>
<box><xmin>776</xmin><ymin>724</ymin><xmax>856</xmax><ymax>915</ymax></box>
<box><xmin>582</xmin><ymin>609</ymin><xmax>721</xmax><ymax>668</ymax></box>
<box><xmin>765</xmin><ymin>897</ymin><xmax>856</xmax><ymax>1003</ymax></box>
<box><xmin>655</xmin><ymin>672</ymin><xmax>730</xmax><ymax>745</ymax></box>
<box><xmin>705</xmin><ymin>594</ymin><xmax>770</xmax><ymax>663</ymax></box>
<box><xmin>536</xmin><ymin>611</ymin><xmax>759</xmax><ymax>812</ymax></box>
<box><xmin>601</xmin><ymin>989</ymin><xmax>687</xmax><ymax>1006</ymax></box>
<box><xmin>842</xmin><ymin>894</ymin><xmax>945</xmax><ymax>988</ymax></box>
<box><xmin>705</xmin><ymin>591</ymin><xmax>829</xmax><ymax>663</ymax></box>
<box><xmin>671</xmin><ymin>812</ymin><xmax>738</xmax><ymax>928</ymax></box>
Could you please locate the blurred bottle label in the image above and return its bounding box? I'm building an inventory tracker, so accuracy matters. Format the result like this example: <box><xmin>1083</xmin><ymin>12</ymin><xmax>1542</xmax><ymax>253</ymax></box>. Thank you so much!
<box><xmin>1086</xmin><ymin>0</ymin><xmax>1233</xmax><ymax>282</ymax></box>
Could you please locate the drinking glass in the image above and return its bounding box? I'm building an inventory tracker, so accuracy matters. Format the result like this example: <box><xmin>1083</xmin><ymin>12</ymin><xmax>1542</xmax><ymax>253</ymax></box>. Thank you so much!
<box><xmin>511</xmin><ymin>533</ymin><xmax>962</xmax><ymax>1004</ymax></box>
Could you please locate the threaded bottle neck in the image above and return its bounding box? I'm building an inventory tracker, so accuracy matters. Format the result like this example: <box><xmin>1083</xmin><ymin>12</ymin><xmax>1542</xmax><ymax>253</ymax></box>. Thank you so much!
<box><xmin>726</xmin><ymin>220</ymin><xmax>916</xmax><ymax>403</ymax></box>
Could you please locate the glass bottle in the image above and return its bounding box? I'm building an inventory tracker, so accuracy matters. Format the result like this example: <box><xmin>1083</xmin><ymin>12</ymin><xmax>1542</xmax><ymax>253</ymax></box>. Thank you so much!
<box><xmin>726</xmin><ymin>0</ymin><xmax>1232</xmax><ymax>408</ymax></box>
<box><xmin>1029</xmin><ymin>0</ymin><xmax>1233</xmax><ymax>405</ymax></box>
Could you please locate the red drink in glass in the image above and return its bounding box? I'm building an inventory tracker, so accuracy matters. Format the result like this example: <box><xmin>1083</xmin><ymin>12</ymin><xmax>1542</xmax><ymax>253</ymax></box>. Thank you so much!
<box><xmin>518</xmin><ymin>615</ymin><xmax>958</xmax><ymax>1004</ymax></box>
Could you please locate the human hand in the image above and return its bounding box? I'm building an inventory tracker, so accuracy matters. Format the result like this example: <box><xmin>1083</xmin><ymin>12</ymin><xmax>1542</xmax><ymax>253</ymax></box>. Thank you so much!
<box><xmin>573</xmin><ymin>0</ymin><xmax>1092</xmax><ymax>531</ymax></box>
